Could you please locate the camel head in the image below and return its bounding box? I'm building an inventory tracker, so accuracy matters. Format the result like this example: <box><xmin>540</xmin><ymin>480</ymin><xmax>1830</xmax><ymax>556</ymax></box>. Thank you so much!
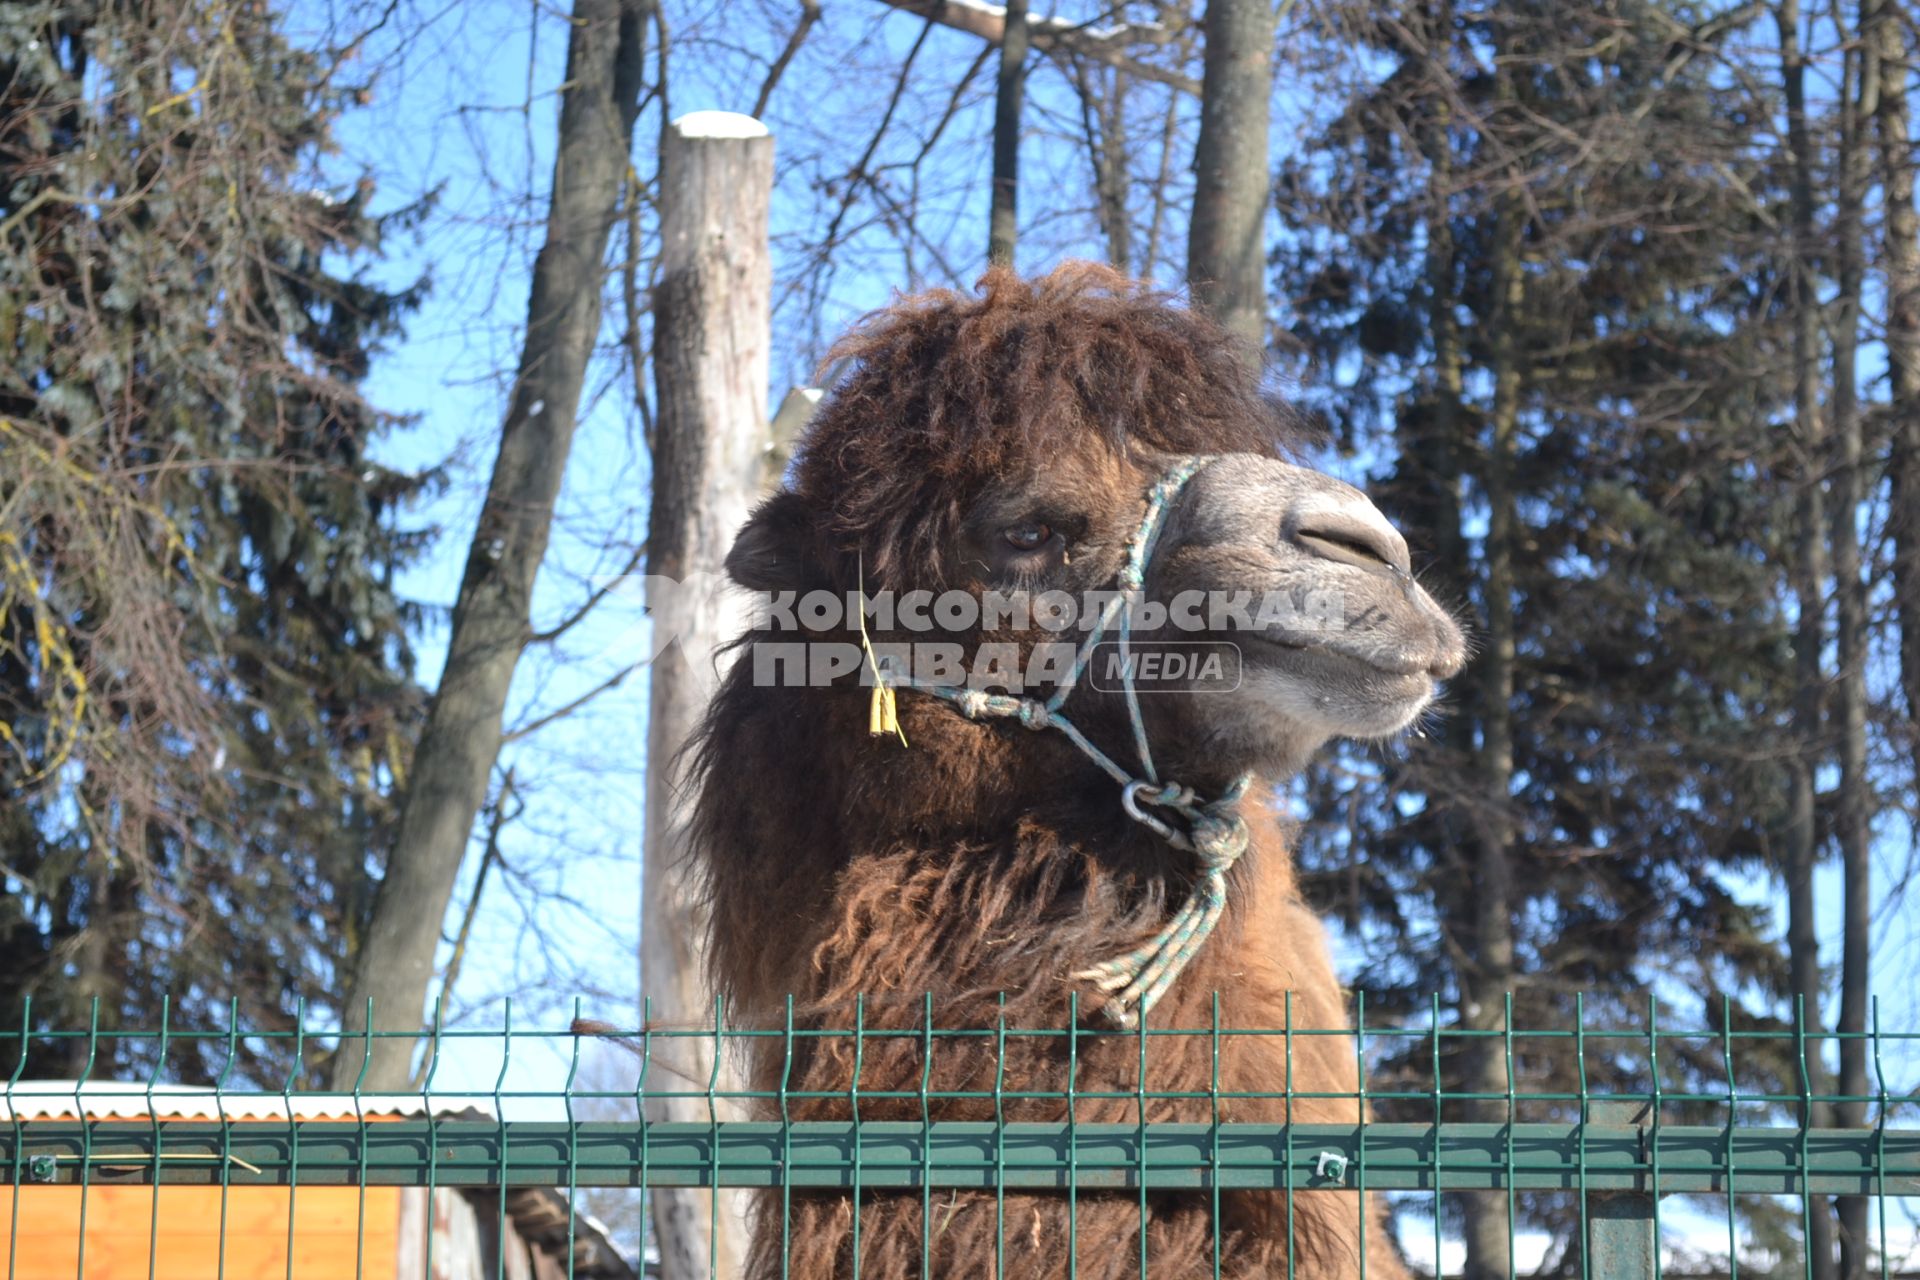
<box><xmin>1132</xmin><ymin>452</ymin><xmax>1466</xmax><ymax>775</ymax></box>
<box><xmin>725</xmin><ymin>264</ymin><xmax>1465</xmax><ymax>796</ymax></box>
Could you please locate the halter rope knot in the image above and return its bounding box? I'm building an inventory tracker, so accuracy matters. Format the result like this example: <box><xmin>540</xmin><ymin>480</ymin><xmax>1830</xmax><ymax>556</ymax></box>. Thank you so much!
<box><xmin>1187</xmin><ymin>814</ymin><xmax>1249</xmax><ymax>872</ymax></box>
<box><xmin>953</xmin><ymin>689</ymin><xmax>992</xmax><ymax>718</ymax></box>
<box><xmin>893</xmin><ymin>456</ymin><xmax>1254</xmax><ymax>1028</ymax></box>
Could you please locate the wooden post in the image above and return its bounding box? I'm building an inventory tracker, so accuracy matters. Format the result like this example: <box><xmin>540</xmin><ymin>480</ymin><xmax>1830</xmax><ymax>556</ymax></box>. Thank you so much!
<box><xmin>645</xmin><ymin>109</ymin><xmax>774</xmax><ymax>1280</ymax></box>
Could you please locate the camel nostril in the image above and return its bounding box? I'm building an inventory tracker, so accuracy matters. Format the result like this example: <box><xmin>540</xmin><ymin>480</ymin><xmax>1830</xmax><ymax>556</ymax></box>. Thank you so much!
<box><xmin>1292</xmin><ymin>510</ymin><xmax>1410</xmax><ymax>574</ymax></box>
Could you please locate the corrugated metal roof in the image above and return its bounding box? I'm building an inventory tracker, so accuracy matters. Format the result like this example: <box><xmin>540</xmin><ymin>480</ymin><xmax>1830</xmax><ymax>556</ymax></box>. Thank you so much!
<box><xmin>0</xmin><ymin>1080</ymin><xmax>496</xmax><ymax>1122</ymax></box>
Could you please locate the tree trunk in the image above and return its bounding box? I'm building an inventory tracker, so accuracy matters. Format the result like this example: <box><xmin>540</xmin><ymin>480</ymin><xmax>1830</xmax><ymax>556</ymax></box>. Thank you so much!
<box><xmin>1403</xmin><ymin>22</ymin><xmax>1500</xmax><ymax>1273</ymax></box>
<box><xmin>644</xmin><ymin>110</ymin><xmax>775</xmax><ymax>1280</ymax></box>
<box><xmin>63</xmin><ymin>857</ymin><xmax>119</xmax><ymax>1078</ymax></box>
<box><xmin>1872</xmin><ymin>0</ymin><xmax>1920</xmax><ymax>742</ymax></box>
<box><xmin>1410</xmin><ymin>0</ymin><xmax>1469</xmax><ymax>589</ymax></box>
<box><xmin>1074</xmin><ymin>62</ymin><xmax>1133</xmax><ymax>271</ymax></box>
<box><xmin>987</xmin><ymin>0</ymin><xmax>1028</xmax><ymax>267</ymax></box>
<box><xmin>331</xmin><ymin>0</ymin><xmax>650</xmax><ymax>1090</ymax></box>
<box><xmin>1777</xmin><ymin>2</ymin><xmax>1838</xmax><ymax>1272</ymax></box>
<box><xmin>1460</xmin><ymin>175</ymin><xmax>1523</xmax><ymax>1280</ymax></box>
<box><xmin>1831</xmin><ymin>27</ymin><xmax>1873</xmax><ymax>1280</ymax></box>
<box><xmin>1187</xmin><ymin>0</ymin><xmax>1274</xmax><ymax>347</ymax></box>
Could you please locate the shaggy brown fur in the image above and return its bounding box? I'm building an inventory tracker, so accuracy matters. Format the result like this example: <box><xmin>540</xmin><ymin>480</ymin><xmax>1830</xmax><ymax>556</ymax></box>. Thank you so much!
<box><xmin>690</xmin><ymin>265</ymin><xmax>1408</xmax><ymax>1278</ymax></box>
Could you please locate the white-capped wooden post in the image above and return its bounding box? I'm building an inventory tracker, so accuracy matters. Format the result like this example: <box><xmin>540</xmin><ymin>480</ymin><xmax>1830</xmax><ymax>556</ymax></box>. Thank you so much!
<box><xmin>645</xmin><ymin>109</ymin><xmax>774</xmax><ymax>1280</ymax></box>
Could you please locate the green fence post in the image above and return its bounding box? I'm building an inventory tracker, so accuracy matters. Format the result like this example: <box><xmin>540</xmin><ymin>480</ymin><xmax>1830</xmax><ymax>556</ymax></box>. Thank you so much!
<box><xmin>1586</xmin><ymin>1098</ymin><xmax>1656</xmax><ymax>1280</ymax></box>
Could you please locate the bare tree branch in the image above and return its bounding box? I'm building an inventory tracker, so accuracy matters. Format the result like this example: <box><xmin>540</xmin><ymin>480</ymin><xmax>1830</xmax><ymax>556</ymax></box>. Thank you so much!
<box><xmin>752</xmin><ymin>0</ymin><xmax>822</xmax><ymax>118</ymax></box>
<box><xmin>528</xmin><ymin>540</ymin><xmax>648</xmax><ymax>646</ymax></box>
<box><xmin>872</xmin><ymin>0</ymin><xmax>1201</xmax><ymax>95</ymax></box>
<box><xmin>802</xmin><ymin>15</ymin><xmax>938</xmax><ymax>318</ymax></box>
<box><xmin>1070</xmin><ymin>55</ymin><xmax>1132</xmax><ymax>269</ymax></box>
<box><xmin>411</xmin><ymin>768</ymin><xmax>522</xmax><ymax>1090</ymax></box>
<box><xmin>502</xmin><ymin>659</ymin><xmax>646</xmax><ymax>745</ymax></box>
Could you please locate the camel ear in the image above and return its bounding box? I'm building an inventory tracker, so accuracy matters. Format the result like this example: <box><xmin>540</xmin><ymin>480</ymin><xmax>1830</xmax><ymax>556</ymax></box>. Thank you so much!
<box><xmin>726</xmin><ymin>489</ymin><xmax>822</xmax><ymax>593</ymax></box>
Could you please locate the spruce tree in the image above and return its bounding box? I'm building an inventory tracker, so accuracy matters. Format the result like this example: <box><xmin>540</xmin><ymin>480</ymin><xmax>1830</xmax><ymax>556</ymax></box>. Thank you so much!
<box><xmin>1272</xmin><ymin>0</ymin><xmax>1806</xmax><ymax>1266</ymax></box>
<box><xmin>0</xmin><ymin>1</ymin><xmax>429</xmax><ymax>1083</ymax></box>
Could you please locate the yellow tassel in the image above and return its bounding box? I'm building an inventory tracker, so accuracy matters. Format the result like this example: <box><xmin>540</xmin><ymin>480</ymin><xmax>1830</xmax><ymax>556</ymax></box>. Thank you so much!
<box><xmin>869</xmin><ymin>682</ymin><xmax>900</xmax><ymax>739</ymax></box>
<box><xmin>856</xmin><ymin>554</ymin><xmax>909</xmax><ymax>747</ymax></box>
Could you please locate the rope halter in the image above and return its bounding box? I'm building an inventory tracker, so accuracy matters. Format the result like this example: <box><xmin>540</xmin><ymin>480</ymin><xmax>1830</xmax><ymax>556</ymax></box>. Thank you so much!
<box><xmin>899</xmin><ymin>455</ymin><xmax>1255</xmax><ymax>1029</ymax></box>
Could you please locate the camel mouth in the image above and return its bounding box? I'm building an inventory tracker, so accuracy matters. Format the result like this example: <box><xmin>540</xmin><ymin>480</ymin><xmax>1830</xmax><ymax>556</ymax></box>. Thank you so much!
<box><xmin>1234</xmin><ymin>634</ymin><xmax>1445</xmax><ymax>739</ymax></box>
<box><xmin>1240</xmin><ymin>632</ymin><xmax>1451</xmax><ymax>683</ymax></box>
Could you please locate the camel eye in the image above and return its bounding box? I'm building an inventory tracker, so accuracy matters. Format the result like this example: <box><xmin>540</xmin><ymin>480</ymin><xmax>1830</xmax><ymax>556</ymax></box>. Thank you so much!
<box><xmin>1003</xmin><ymin>522</ymin><xmax>1052</xmax><ymax>552</ymax></box>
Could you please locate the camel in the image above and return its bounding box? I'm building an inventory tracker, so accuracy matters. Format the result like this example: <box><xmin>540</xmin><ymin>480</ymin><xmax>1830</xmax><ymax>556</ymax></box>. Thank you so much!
<box><xmin>688</xmin><ymin>264</ymin><xmax>1466</xmax><ymax>1278</ymax></box>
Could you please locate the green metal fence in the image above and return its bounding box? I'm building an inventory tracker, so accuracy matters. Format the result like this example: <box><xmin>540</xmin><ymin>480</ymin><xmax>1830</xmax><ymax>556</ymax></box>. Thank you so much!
<box><xmin>2</xmin><ymin>993</ymin><xmax>1915</xmax><ymax>1279</ymax></box>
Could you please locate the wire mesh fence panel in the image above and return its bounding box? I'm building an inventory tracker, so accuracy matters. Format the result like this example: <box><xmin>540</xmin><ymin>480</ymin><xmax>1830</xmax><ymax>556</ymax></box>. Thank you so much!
<box><xmin>2</xmin><ymin>993</ymin><xmax>1916</xmax><ymax>1279</ymax></box>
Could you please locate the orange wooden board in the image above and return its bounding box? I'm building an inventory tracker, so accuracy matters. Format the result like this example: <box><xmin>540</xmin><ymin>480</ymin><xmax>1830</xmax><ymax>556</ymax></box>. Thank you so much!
<box><xmin>0</xmin><ymin>1185</ymin><xmax>400</xmax><ymax>1279</ymax></box>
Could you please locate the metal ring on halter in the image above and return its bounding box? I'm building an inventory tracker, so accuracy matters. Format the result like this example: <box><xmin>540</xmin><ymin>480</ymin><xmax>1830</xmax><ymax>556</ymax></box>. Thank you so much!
<box><xmin>1121</xmin><ymin>779</ymin><xmax>1184</xmax><ymax>845</ymax></box>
